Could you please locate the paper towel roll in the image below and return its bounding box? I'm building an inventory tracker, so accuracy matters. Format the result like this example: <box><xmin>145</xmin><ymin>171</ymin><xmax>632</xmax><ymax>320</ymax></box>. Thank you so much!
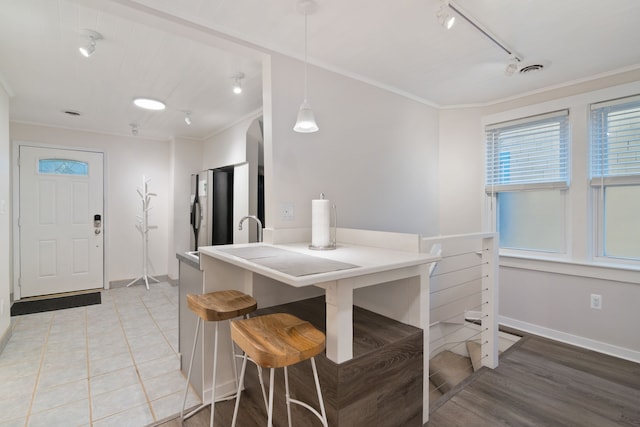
<box><xmin>312</xmin><ymin>198</ymin><xmax>331</xmax><ymax>247</ymax></box>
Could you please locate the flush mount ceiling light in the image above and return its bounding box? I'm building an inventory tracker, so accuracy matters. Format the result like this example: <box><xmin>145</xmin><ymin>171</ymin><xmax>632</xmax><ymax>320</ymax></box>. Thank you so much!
<box><xmin>436</xmin><ymin>0</ymin><xmax>456</xmax><ymax>30</ymax></box>
<box><xmin>133</xmin><ymin>97</ymin><xmax>166</xmax><ymax>111</ymax></box>
<box><xmin>232</xmin><ymin>72</ymin><xmax>245</xmax><ymax>94</ymax></box>
<box><xmin>78</xmin><ymin>29</ymin><xmax>103</xmax><ymax>58</ymax></box>
<box><xmin>293</xmin><ymin>0</ymin><xmax>319</xmax><ymax>134</ymax></box>
<box><xmin>443</xmin><ymin>1</ymin><xmax>524</xmax><ymax>75</ymax></box>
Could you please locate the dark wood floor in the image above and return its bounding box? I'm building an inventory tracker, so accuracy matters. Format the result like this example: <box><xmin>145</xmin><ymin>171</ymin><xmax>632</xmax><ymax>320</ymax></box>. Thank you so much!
<box><xmin>427</xmin><ymin>334</ymin><xmax>640</xmax><ymax>427</ymax></box>
<box><xmin>153</xmin><ymin>332</ymin><xmax>640</xmax><ymax>427</ymax></box>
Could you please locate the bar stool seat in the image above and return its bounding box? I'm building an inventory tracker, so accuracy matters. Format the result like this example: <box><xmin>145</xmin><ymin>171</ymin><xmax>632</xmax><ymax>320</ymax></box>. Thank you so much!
<box><xmin>180</xmin><ymin>289</ymin><xmax>262</xmax><ymax>427</ymax></box>
<box><xmin>231</xmin><ymin>313</ymin><xmax>328</xmax><ymax>427</ymax></box>
<box><xmin>187</xmin><ymin>290</ymin><xmax>257</xmax><ymax>322</ymax></box>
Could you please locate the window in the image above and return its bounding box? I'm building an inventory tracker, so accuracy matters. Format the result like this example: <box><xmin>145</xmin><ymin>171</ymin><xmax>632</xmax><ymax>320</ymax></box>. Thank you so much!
<box><xmin>486</xmin><ymin>110</ymin><xmax>570</xmax><ymax>252</ymax></box>
<box><xmin>591</xmin><ymin>95</ymin><xmax>640</xmax><ymax>261</ymax></box>
<box><xmin>38</xmin><ymin>159</ymin><xmax>89</xmax><ymax>176</ymax></box>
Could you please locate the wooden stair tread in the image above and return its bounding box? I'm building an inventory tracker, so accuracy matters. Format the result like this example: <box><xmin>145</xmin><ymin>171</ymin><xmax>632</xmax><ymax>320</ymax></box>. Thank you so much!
<box><xmin>186</xmin><ymin>290</ymin><xmax>257</xmax><ymax>322</ymax></box>
<box><xmin>231</xmin><ymin>313</ymin><xmax>325</xmax><ymax>369</ymax></box>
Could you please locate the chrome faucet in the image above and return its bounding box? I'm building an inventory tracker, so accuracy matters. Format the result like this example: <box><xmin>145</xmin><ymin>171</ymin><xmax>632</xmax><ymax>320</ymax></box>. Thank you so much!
<box><xmin>238</xmin><ymin>215</ymin><xmax>263</xmax><ymax>242</ymax></box>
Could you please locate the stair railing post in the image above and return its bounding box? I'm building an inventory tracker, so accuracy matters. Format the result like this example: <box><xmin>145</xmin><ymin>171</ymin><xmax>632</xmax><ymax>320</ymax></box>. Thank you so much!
<box><xmin>481</xmin><ymin>233</ymin><xmax>499</xmax><ymax>369</ymax></box>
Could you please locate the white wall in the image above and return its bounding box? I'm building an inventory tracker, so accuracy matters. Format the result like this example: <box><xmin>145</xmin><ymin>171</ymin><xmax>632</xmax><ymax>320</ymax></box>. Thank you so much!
<box><xmin>438</xmin><ymin>69</ymin><xmax>640</xmax><ymax>361</ymax></box>
<box><xmin>168</xmin><ymin>137</ymin><xmax>202</xmax><ymax>279</ymax></box>
<box><xmin>201</xmin><ymin>115</ymin><xmax>256</xmax><ymax>169</ymax></box>
<box><xmin>10</xmin><ymin>123</ymin><xmax>171</xmax><ymax>284</ymax></box>
<box><xmin>266</xmin><ymin>53</ymin><xmax>440</xmax><ymax>236</ymax></box>
<box><xmin>0</xmin><ymin>84</ymin><xmax>10</xmax><ymax>343</ymax></box>
<box><xmin>438</xmin><ymin>108</ymin><xmax>484</xmax><ymax>235</ymax></box>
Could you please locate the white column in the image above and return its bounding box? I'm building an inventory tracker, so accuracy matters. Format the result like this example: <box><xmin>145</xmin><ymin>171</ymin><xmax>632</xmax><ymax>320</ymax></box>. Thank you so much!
<box><xmin>323</xmin><ymin>280</ymin><xmax>353</xmax><ymax>363</ymax></box>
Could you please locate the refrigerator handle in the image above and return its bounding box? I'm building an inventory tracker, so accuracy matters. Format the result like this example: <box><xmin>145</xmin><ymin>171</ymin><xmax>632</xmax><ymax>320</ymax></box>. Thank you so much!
<box><xmin>191</xmin><ymin>199</ymin><xmax>201</xmax><ymax>239</ymax></box>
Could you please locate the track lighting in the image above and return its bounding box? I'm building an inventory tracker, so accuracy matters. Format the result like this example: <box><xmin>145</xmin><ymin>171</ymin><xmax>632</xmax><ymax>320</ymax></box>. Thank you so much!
<box><xmin>184</xmin><ymin>111</ymin><xmax>192</xmax><ymax>125</ymax></box>
<box><xmin>79</xmin><ymin>29</ymin><xmax>103</xmax><ymax>58</ymax></box>
<box><xmin>232</xmin><ymin>72</ymin><xmax>244</xmax><ymax>94</ymax></box>
<box><xmin>436</xmin><ymin>0</ymin><xmax>455</xmax><ymax>30</ymax></box>
<box><xmin>441</xmin><ymin>1</ymin><xmax>524</xmax><ymax>76</ymax></box>
<box><xmin>130</xmin><ymin>123</ymin><xmax>139</xmax><ymax>136</ymax></box>
<box><xmin>504</xmin><ymin>56</ymin><xmax>521</xmax><ymax>76</ymax></box>
<box><xmin>293</xmin><ymin>0</ymin><xmax>319</xmax><ymax>134</ymax></box>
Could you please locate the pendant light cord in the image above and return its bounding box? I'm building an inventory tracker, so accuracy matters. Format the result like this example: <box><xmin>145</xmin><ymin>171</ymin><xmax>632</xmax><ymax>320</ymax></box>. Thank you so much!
<box><xmin>304</xmin><ymin>12</ymin><xmax>308</xmax><ymax>101</ymax></box>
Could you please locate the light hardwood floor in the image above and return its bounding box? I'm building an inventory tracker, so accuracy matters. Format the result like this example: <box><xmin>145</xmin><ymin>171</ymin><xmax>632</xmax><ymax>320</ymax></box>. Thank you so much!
<box><xmin>153</xmin><ymin>332</ymin><xmax>640</xmax><ymax>427</ymax></box>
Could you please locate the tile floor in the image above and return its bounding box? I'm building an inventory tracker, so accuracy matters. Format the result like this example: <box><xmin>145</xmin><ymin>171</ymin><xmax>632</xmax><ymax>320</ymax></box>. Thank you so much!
<box><xmin>0</xmin><ymin>282</ymin><xmax>201</xmax><ymax>427</ymax></box>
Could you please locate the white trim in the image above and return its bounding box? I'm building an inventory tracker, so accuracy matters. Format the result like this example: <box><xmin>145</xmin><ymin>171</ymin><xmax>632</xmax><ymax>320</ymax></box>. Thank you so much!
<box><xmin>499</xmin><ymin>315</ymin><xmax>640</xmax><ymax>364</ymax></box>
<box><xmin>500</xmin><ymin>255</ymin><xmax>640</xmax><ymax>285</ymax></box>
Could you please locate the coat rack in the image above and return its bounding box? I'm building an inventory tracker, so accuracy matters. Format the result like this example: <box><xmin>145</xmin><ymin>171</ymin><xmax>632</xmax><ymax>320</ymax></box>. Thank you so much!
<box><xmin>127</xmin><ymin>175</ymin><xmax>159</xmax><ymax>290</ymax></box>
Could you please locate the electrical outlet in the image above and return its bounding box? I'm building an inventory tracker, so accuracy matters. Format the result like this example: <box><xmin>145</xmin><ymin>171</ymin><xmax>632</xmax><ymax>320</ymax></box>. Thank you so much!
<box><xmin>590</xmin><ymin>294</ymin><xmax>602</xmax><ymax>310</ymax></box>
<box><xmin>280</xmin><ymin>203</ymin><xmax>294</xmax><ymax>221</ymax></box>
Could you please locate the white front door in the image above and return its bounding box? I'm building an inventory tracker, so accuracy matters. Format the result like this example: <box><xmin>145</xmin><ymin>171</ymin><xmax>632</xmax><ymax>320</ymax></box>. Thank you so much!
<box><xmin>19</xmin><ymin>146</ymin><xmax>104</xmax><ymax>298</ymax></box>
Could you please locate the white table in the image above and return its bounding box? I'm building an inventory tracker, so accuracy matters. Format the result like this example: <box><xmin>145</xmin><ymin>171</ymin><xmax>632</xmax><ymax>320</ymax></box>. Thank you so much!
<box><xmin>198</xmin><ymin>241</ymin><xmax>438</xmax><ymax>423</ymax></box>
<box><xmin>199</xmin><ymin>242</ymin><xmax>437</xmax><ymax>363</ymax></box>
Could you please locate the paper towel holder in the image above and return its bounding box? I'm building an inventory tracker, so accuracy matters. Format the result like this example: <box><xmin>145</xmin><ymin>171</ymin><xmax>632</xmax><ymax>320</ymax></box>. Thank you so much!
<box><xmin>309</xmin><ymin>198</ymin><xmax>337</xmax><ymax>250</ymax></box>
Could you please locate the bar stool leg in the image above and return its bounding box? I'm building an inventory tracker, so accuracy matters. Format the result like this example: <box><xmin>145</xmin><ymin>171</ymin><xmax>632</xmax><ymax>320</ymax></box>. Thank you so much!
<box><xmin>284</xmin><ymin>366</ymin><xmax>293</xmax><ymax>427</ymax></box>
<box><xmin>181</xmin><ymin>317</ymin><xmax>201</xmax><ymax>422</ymax></box>
<box><xmin>231</xmin><ymin>352</ymin><xmax>248</xmax><ymax>427</ymax></box>
<box><xmin>209</xmin><ymin>322</ymin><xmax>219</xmax><ymax>427</ymax></box>
<box><xmin>267</xmin><ymin>368</ymin><xmax>276</xmax><ymax>427</ymax></box>
<box><xmin>311</xmin><ymin>357</ymin><xmax>329</xmax><ymax>427</ymax></box>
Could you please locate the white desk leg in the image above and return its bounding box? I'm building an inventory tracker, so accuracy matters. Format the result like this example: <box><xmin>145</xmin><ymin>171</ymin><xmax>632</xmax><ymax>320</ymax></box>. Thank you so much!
<box><xmin>323</xmin><ymin>280</ymin><xmax>353</xmax><ymax>363</ymax></box>
<box><xmin>419</xmin><ymin>264</ymin><xmax>431</xmax><ymax>424</ymax></box>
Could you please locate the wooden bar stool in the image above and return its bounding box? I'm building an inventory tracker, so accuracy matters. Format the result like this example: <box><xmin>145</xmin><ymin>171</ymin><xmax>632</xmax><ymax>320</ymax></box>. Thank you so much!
<box><xmin>180</xmin><ymin>290</ymin><xmax>264</xmax><ymax>427</ymax></box>
<box><xmin>230</xmin><ymin>313</ymin><xmax>328</xmax><ymax>427</ymax></box>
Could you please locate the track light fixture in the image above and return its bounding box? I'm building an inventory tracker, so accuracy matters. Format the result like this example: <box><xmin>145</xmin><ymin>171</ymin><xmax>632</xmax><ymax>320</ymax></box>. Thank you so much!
<box><xmin>293</xmin><ymin>0</ymin><xmax>319</xmax><ymax>134</ymax></box>
<box><xmin>130</xmin><ymin>123</ymin><xmax>139</xmax><ymax>136</ymax></box>
<box><xmin>504</xmin><ymin>55</ymin><xmax>521</xmax><ymax>76</ymax></box>
<box><xmin>184</xmin><ymin>111</ymin><xmax>192</xmax><ymax>125</ymax></box>
<box><xmin>232</xmin><ymin>72</ymin><xmax>245</xmax><ymax>94</ymax></box>
<box><xmin>440</xmin><ymin>1</ymin><xmax>524</xmax><ymax>76</ymax></box>
<box><xmin>79</xmin><ymin>29</ymin><xmax>103</xmax><ymax>58</ymax></box>
<box><xmin>436</xmin><ymin>0</ymin><xmax>455</xmax><ymax>30</ymax></box>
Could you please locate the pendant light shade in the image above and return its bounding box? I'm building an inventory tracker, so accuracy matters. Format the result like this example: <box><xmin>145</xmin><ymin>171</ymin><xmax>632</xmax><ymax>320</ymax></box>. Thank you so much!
<box><xmin>294</xmin><ymin>100</ymin><xmax>319</xmax><ymax>133</ymax></box>
<box><xmin>293</xmin><ymin>0</ymin><xmax>319</xmax><ymax>133</ymax></box>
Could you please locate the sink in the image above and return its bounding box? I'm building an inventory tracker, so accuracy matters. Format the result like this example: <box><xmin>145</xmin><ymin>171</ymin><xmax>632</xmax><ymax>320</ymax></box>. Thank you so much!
<box><xmin>217</xmin><ymin>245</ymin><xmax>359</xmax><ymax>277</ymax></box>
<box><xmin>217</xmin><ymin>245</ymin><xmax>293</xmax><ymax>260</ymax></box>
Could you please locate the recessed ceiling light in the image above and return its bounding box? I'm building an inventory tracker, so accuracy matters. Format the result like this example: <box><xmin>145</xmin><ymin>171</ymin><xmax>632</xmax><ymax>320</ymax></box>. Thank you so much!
<box><xmin>133</xmin><ymin>98</ymin><xmax>166</xmax><ymax>111</ymax></box>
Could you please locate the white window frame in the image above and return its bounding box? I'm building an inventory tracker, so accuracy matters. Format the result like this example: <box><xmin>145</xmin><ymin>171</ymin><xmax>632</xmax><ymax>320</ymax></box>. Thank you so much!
<box><xmin>485</xmin><ymin>110</ymin><xmax>570</xmax><ymax>255</ymax></box>
<box><xmin>590</xmin><ymin>94</ymin><xmax>640</xmax><ymax>265</ymax></box>
<box><xmin>482</xmin><ymin>80</ymin><xmax>640</xmax><ymax>278</ymax></box>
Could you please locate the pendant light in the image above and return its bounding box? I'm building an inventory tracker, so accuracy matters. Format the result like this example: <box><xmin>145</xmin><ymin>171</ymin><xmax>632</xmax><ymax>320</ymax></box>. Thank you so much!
<box><xmin>293</xmin><ymin>0</ymin><xmax>319</xmax><ymax>133</ymax></box>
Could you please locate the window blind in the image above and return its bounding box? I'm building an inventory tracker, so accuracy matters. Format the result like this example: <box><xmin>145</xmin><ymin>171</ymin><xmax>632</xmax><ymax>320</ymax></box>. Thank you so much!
<box><xmin>591</xmin><ymin>95</ymin><xmax>640</xmax><ymax>185</ymax></box>
<box><xmin>485</xmin><ymin>110</ymin><xmax>569</xmax><ymax>193</ymax></box>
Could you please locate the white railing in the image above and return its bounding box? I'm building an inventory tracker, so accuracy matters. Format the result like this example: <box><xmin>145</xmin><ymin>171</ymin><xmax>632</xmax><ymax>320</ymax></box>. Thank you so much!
<box><xmin>421</xmin><ymin>232</ymin><xmax>499</xmax><ymax>400</ymax></box>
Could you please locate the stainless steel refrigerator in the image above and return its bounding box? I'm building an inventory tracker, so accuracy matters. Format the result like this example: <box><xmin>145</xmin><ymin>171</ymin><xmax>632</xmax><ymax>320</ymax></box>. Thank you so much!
<box><xmin>190</xmin><ymin>167</ymin><xmax>234</xmax><ymax>251</ymax></box>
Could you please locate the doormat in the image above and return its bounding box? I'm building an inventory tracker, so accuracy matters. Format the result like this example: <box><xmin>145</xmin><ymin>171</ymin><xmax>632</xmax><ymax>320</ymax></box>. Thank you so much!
<box><xmin>10</xmin><ymin>292</ymin><xmax>101</xmax><ymax>316</ymax></box>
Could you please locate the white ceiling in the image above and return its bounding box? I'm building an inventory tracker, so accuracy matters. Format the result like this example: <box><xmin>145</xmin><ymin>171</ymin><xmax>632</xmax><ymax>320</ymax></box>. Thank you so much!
<box><xmin>2</xmin><ymin>0</ymin><xmax>640</xmax><ymax>140</ymax></box>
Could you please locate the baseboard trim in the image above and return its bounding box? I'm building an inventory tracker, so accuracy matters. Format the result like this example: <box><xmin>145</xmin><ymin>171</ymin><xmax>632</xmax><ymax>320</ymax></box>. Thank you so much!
<box><xmin>499</xmin><ymin>316</ymin><xmax>640</xmax><ymax>364</ymax></box>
